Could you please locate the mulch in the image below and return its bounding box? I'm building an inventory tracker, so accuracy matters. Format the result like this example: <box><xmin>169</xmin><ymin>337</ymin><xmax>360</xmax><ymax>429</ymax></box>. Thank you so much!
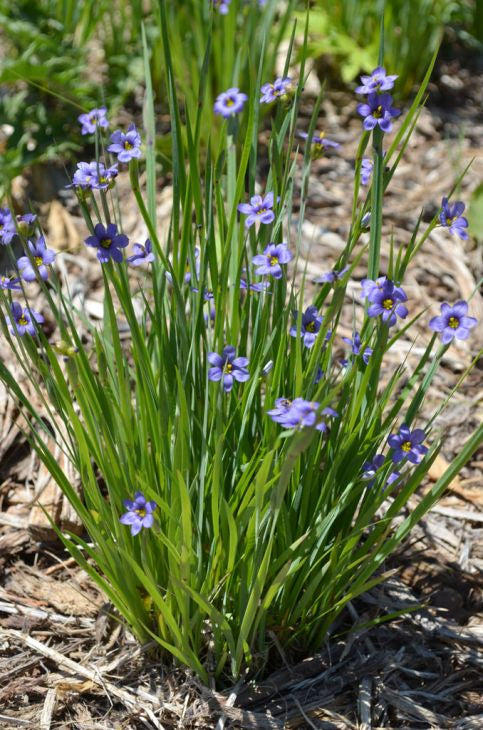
<box><xmin>0</xmin><ymin>52</ymin><xmax>482</xmax><ymax>728</ymax></box>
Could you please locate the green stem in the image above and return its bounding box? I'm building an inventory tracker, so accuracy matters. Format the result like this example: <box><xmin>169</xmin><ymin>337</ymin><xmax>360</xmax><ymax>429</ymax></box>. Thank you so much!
<box><xmin>368</xmin><ymin>127</ymin><xmax>384</xmax><ymax>280</ymax></box>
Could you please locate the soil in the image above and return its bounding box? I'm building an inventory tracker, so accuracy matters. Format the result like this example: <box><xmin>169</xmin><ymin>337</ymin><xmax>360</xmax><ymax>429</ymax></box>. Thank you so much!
<box><xmin>0</xmin><ymin>50</ymin><xmax>482</xmax><ymax>729</ymax></box>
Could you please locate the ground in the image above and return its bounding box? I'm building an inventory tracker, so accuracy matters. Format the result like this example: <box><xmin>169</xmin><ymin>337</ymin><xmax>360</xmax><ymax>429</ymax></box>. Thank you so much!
<box><xmin>0</xmin><ymin>51</ymin><xmax>482</xmax><ymax>729</ymax></box>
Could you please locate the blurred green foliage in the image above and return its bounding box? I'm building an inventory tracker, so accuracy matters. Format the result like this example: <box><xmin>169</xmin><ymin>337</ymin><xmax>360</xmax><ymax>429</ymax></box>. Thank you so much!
<box><xmin>0</xmin><ymin>0</ymin><xmax>144</xmax><ymax>193</ymax></box>
<box><xmin>0</xmin><ymin>0</ymin><xmax>481</xmax><ymax>194</ymax></box>
<box><xmin>300</xmin><ymin>0</ymin><xmax>480</xmax><ymax>94</ymax></box>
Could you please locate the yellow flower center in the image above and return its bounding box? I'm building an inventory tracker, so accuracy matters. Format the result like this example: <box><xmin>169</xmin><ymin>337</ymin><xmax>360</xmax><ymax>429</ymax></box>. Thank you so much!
<box><xmin>373</xmin><ymin>105</ymin><xmax>383</xmax><ymax>118</ymax></box>
<box><xmin>383</xmin><ymin>298</ymin><xmax>394</xmax><ymax>310</ymax></box>
<box><xmin>35</xmin><ymin>256</ymin><xmax>43</xmax><ymax>266</ymax></box>
<box><xmin>448</xmin><ymin>316</ymin><xmax>459</xmax><ymax>329</ymax></box>
<box><xmin>225</xmin><ymin>363</ymin><xmax>233</xmax><ymax>373</ymax></box>
<box><xmin>18</xmin><ymin>315</ymin><xmax>28</xmax><ymax>326</ymax></box>
<box><xmin>401</xmin><ymin>441</ymin><xmax>412</xmax><ymax>452</ymax></box>
<box><xmin>256</xmin><ymin>207</ymin><xmax>267</xmax><ymax>215</ymax></box>
<box><xmin>446</xmin><ymin>216</ymin><xmax>455</xmax><ymax>226</ymax></box>
<box><xmin>135</xmin><ymin>508</ymin><xmax>146</xmax><ymax>517</ymax></box>
<box><xmin>269</xmin><ymin>256</ymin><xmax>279</xmax><ymax>266</ymax></box>
<box><xmin>306</xmin><ymin>321</ymin><xmax>316</xmax><ymax>332</ymax></box>
<box><xmin>101</xmin><ymin>238</ymin><xmax>112</xmax><ymax>248</ymax></box>
<box><xmin>124</xmin><ymin>141</ymin><xmax>133</xmax><ymax>150</ymax></box>
<box><xmin>226</xmin><ymin>98</ymin><xmax>234</xmax><ymax>107</ymax></box>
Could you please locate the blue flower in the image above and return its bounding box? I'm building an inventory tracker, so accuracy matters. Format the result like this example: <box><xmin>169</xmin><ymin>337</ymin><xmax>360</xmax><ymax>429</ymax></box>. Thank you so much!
<box><xmin>78</xmin><ymin>107</ymin><xmax>109</xmax><ymax>135</ymax></box>
<box><xmin>17</xmin><ymin>236</ymin><xmax>56</xmax><ymax>282</ymax></box>
<box><xmin>208</xmin><ymin>346</ymin><xmax>249</xmax><ymax>392</ymax></box>
<box><xmin>0</xmin><ymin>208</ymin><xmax>15</xmax><ymax>245</ymax></box>
<box><xmin>388</xmin><ymin>424</ymin><xmax>428</xmax><ymax>464</ymax></box>
<box><xmin>298</xmin><ymin>131</ymin><xmax>339</xmax><ymax>158</ymax></box>
<box><xmin>361</xmin><ymin>454</ymin><xmax>385</xmax><ymax>486</ymax></box>
<box><xmin>238</xmin><ymin>192</ymin><xmax>276</xmax><ymax>228</ymax></box>
<box><xmin>356</xmin><ymin>67</ymin><xmax>398</xmax><ymax>95</ymax></box>
<box><xmin>260</xmin><ymin>77</ymin><xmax>292</xmax><ymax>104</ymax></box>
<box><xmin>313</xmin><ymin>265</ymin><xmax>348</xmax><ymax>284</ymax></box>
<box><xmin>214</xmin><ymin>88</ymin><xmax>248</xmax><ymax>118</ymax></box>
<box><xmin>342</xmin><ymin>332</ymin><xmax>372</xmax><ymax>364</ymax></box>
<box><xmin>126</xmin><ymin>239</ymin><xmax>155</xmax><ymax>266</ymax></box>
<box><xmin>429</xmin><ymin>300</ymin><xmax>477</xmax><ymax>344</ymax></box>
<box><xmin>357</xmin><ymin>93</ymin><xmax>400</xmax><ymax>133</ymax></box>
<box><xmin>0</xmin><ymin>276</ymin><xmax>21</xmax><ymax>291</ymax></box>
<box><xmin>439</xmin><ymin>198</ymin><xmax>469</xmax><ymax>240</ymax></box>
<box><xmin>252</xmin><ymin>242</ymin><xmax>292</xmax><ymax>279</ymax></box>
<box><xmin>360</xmin><ymin>158</ymin><xmax>373</xmax><ymax>185</ymax></box>
<box><xmin>267</xmin><ymin>397</ymin><xmax>337</xmax><ymax>432</ymax></box>
<box><xmin>364</xmin><ymin>278</ymin><xmax>408</xmax><ymax>327</ymax></box>
<box><xmin>70</xmin><ymin>161</ymin><xmax>118</xmax><ymax>191</ymax></box>
<box><xmin>6</xmin><ymin>301</ymin><xmax>44</xmax><ymax>336</ymax></box>
<box><xmin>84</xmin><ymin>223</ymin><xmax>129</xmax><ymax>264</ymax></box>
<box><xmin>108</xmin><ymin>123</ymin><xmax>142</xmax><ymax>163</ymax></box>
<box><xmin>119</xmin><ymin>491</ymin><xmax>157</xmax><ymax>536</ymax></box>
<box><xmin>290</xmin><ymin>306</ymin><xmax>330</xmax><ymax>349</ymax></box>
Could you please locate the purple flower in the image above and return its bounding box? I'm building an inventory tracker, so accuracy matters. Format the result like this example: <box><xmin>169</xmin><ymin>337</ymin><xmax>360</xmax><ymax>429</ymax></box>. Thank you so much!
<box><xmin>0</xmin><ymin>275</ymin><xmax>21</xmax><ymax>291</ymax></box>
<box><xmin>357</xmin><ymin>93</ymin><xmax>400</xmax><ymax>133</ymax></box>
<box><xmin>298</xmin><ymin>131</ymin><xmax>339</xmax><ymax>158</ymax></box>
<box><xmin>239</xmin><ymin>278</ymin><xmax>271</xmax><ymax>292</ymax></box>
<box><xmin>290</xmin><ymin>306</ymin><xmax>330</xmax><ymax>349</ymax></box>
<box><xmin>342</xmin><ymin>332</ymin><xmax>372</xmax><ymax>364</ymax></box>
<box><xmin>214</xmin><ymin>88</ymin><xmax>248</xmax><ymax>118</ymax></box>
<box><xmin>192</xmin><ymin>287</ymin><xmax>215</xmax><ymax>301</ymax></box>
<box><xmin>260</xmin><ymin>77</ymin><xmax>292</xmax><ymax>104</ymax></box>
<box><xmin>313</xmin><ymin>265</ymin><xmax>349</xmax><ymax>284</ymax></box>
<box><xmin>355</xmin><ymin>67</ymin><xmax>398</xmax><ymax>95</ymax></box>
<box><xmin>429</xmin><ymin>300</ymin><xmax>477</xmax><ymax>344</ymax></box>
<box><xmin>252</xmin><ymin>242</ymin><xmax>292</xmax><ymax>279</ymax></box>
<box><xmin>126</xmin><ymin>239</ymin><xmax>155</xmax><ymax>266</ymax></box>
<box><xmin>268</xmin><ymin>397</ymin><xmax>337</xmax><ymax>432</ymax></box>
<box><xmin>267</xmin><ymin>398</ymin><xmax>293</xmax><ymax>424</ymax></box>
<box><xmin>388</xmin><ymin>424</ymin><xmax>428</xmax><ymax>464</ymax></box>
<box><xmin>213</xmin><ymin>0</ymin><xmax>231</xmax><ymax>13</ymax></box>
<box><xmin>387</xmin><ymin>471</ymin><xmax>401</xmax><ymax>486</ymax></box>
<box><xmin>365</xmin><ymin>279</ymin><xmax>408</xmax><ymax>327</ymax></box>
<box><xmin>208</xmin><ymin>345</ymin><xmax>249</xmax><ymax>392</ymax></box>
<box><xmin>107</xmin><ymin>123</ymin><xmax>142</xmax><ymax>163</ymax></box>
<box><xmin>0</xmin><ymin>209</ymin><xmax>15</xmax><ymax>245</ymax></box>
<box><xmin>17</xmin><ymin>236</ymin><xmax>56</xmax><ymax>282</ymax></box>
<box><xmin>15</xmin><ymin>213</ymin><xmax>37</xmax><ymax>237</ymax></box>
<box><xmin>70</xmin><ymin>161</ymin><xmax>118</xmax><ymax>190</ymax></box>
<box><xmin>6</xmin><ymin>301</ymin><xmax>44</xmax><ymax>336</ymax></box>
<box><xmin>204</xmin><ymin>306</ymin><xmax>216</xmax><ymax>326</ymax></box>
<box><xmin>119</xmin><ymin>491</ymin><xmax>157</xmax><ymax>536</ymax></box>
<box><xmin>362</xmin><ymin>454</ymin><xmax>400</xmax><ymax>488</ymax></box>
<box><xmin>314</xmin><ymin>366</ymin><xmax>324</xmax><ymax>384</ymax></box>
<box><xmin>78</xmin><ymin>107</ymin><xmax>109</xmax><ymax>135</ymax></box>
<box><xmin>361</xmin><ymin>454</ymin><xmax>385</xmax><ymax>485</ymax></box>
<box><xmin>84</xmin><ymin>223</ymin><xmax>129</xmax><ymax>264</ymax></box>
<box><xmin>439</xmin><ymin>198</ymin><xmax>469</xmax><ymax>240</ymax></box>
<box><xmin>238</xmin><ymin>192</ymin><xmax>276</xmax><ymax>228</ymax></box>
<box><xmin>361</xmin><ymin>275</ymin><xmax>404</xmax><ymax>301</ymax></box>
<box><xmin>360</xmin><ymin>158</ymin><xmax>373</xmax><ymax>185</ymax></box>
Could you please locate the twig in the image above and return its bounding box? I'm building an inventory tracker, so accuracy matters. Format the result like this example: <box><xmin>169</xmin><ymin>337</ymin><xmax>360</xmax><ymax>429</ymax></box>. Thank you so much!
<box><xmin>0</xmin><ymin>628</ymin><xmax>173</xmax><ymax>716</ymax></box>
<box><xmin>0</xmin><ymin>600</ymin><xmax>94</xmax><ymax>628</ymax></box>
<box><xmin>429</xmin><ymin>505</ymin><xmax>483</xmax><ymax>523</ymax></box>
<box><xmin>39</xmin><ymin>688</ymin><xmax>57</xmax><ymax>730</ymax></box>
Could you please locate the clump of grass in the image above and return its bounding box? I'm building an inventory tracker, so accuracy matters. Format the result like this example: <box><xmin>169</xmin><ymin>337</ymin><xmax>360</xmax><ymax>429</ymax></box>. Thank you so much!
<box><xmin>0</xmin><ymin>3</ymin><xmax>481</xmax><ymax>685</ymax></box>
